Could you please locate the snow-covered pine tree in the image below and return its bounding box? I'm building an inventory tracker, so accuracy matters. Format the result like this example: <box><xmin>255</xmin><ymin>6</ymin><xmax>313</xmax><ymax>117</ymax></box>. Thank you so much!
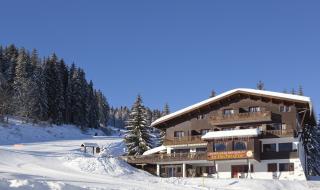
<box><xmin>13</xmin><ymin>48</ymin><xmax>34</xmax><ymax>120</ymax></box>
<box><xmin>302</xmin><ymin>118</ymin><xmax>320</xmax><ymax>176</ymax></box>
<box><xmin>0</xmin><ymin>73</ymin><xmax>11</xmax><ymax>122</ymax></box>
<box><xmin>4</xmin><ymin>45</ymin><xmax>18</xmax><ymax>87</ymax></box>
<box><xmin>125</xmin><ymin>95</ymin><xmax>152</xmax><ymax>155</ymax></box>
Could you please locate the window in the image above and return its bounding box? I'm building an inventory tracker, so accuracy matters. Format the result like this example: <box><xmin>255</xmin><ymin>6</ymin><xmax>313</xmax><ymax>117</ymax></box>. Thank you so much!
<box><xmin>177</xmin><ymin>167</ymin><xmax>182</xmax><ymax>173</ymax></box>
<box><xmin>249</xmin><ymin>107</ymin><xmax>261</xmax><ymax>112</ymax></box>
<box><xmin>279</xmin><ymin>163</ymin><xmax>294</xmax><ymax>172</ymax></box>
<box><xmin>268</xmin><ymin>163</ymin><xmax>277</xmax><ymax>172</ymax></box>
<box><xmin>197</xmin><ymin>114</ymin><xmax>205</xmax><ymax>120</ymax></box>
<box><xmin>174</xmin><ymin>131</ymin><xmax>184</xmax><ymax>138</ymax></box>
<box><xmin>263</xmin><ymin>144</ymin><xmax>276</xmax><ymax>152</ymax></box>
<box><xmin>223</xmin><ymin>109</ymin><xmax>235</xmax><ymax>116</ymax></box>
<box><xmin>201</xmin><ymin>129</ymin><xmax>210</xmax><ymax>135</ymax></box>
<box><xmin>208</xmin><ymin>166</ymin><xmax>216</xmax><ymax>174</ymax></box>
<box><xmin>196</xmin><ymin>147</ymin><xmax>207</xmax><ymax>152</ymax></box>
<box><xmin>280</xmin><ymin>105</ymin><xmax>290</xmax><ymax>112</ymax></box>
<box><xmin>279</xmin><ymin>143</ymin><xmax>292</xmax><ymax>152</ymax></box>
<box><xmin>214</xmin><ymin>143</ymin><xmax>227</xmax><ymax>152</ymax></box>
<box><xmin>233</xmin><ymin>141</ymin><xmax>247</xmax><ymax>150</ymax></box>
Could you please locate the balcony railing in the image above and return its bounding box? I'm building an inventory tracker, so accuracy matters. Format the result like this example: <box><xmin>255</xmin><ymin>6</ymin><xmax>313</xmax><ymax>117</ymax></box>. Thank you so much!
<box><xmin>163</xmin><ymin>135</ymin><xmax>205</xmax><ymax>146</ymax></box>
<box><xmin>210</xmin><ymin>111</ymin><xmax>272</xmax><ymax>125</ymax></box>
<box><xmin>124</xmin><ymin>152</ymin><xmax>207</xmax><ymax>164</ymax></box>
<box><xmin>260</xmin><ymin>129</ymin><xmax>295</xmax><ymax>138</ymax></box>
<box><xmin>260</xmin><ymin>151</ymin><xmax>298</xmax><ymax>160</ymax></box>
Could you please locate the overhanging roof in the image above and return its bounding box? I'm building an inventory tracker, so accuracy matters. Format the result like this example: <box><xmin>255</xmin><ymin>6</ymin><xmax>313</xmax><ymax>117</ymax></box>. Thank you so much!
<box><xmin>151</xmin><ymin>88</ymin><xmax>315</xmax><ymax>127</ymax></box>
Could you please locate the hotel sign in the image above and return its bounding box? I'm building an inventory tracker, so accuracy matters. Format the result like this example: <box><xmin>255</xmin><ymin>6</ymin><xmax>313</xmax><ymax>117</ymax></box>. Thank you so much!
<box><xmin>207</xmin><ymin>151</ymin><xmax>253</xmax><ymax>160</ymax></box>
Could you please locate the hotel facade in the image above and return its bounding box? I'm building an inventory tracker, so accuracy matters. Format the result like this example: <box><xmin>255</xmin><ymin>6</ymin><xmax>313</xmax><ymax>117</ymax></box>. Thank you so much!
<box><xmin>125</xmin><ymin>88</ymin><xmax>316</xmax><ymax>180</ymax></box>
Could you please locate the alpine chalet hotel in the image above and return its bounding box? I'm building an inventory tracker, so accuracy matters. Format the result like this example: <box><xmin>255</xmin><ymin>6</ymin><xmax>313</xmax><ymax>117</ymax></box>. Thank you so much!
<box><xmin>126</xmin><ymin>88</ymin><xmax>316</xmax><ymax>180</ymax></box>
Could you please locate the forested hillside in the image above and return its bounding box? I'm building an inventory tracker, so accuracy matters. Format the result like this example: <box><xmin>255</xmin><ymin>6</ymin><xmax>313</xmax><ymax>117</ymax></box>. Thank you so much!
<box><xmin>0</xmin><ymin>44</ymin><xmax>109</xmax><ymax>129</ymax></box>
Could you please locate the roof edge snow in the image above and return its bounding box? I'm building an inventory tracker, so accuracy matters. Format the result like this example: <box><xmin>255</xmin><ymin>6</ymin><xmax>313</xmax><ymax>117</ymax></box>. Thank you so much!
<box><xmin>201</xmin><ymin>128</ymin><xmax>260</xmax><ymax>140</ymax></box>
<box><xmin>143</xmin><ymin>145</ymin><xmax>166</xmax><ymax>155</ymax></box>
<box><xmin>151</xmin><ymin>88</ymin><xmax>314</xmax><ymax>127</ymax></box>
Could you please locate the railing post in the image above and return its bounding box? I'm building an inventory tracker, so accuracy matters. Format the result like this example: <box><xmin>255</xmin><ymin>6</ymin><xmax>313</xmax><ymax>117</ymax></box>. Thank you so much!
<box><xmin>183</xmin><ymin>163</ymin><xmax>186</xmax><ymax>178</ymax></box>
<box><xmin>156</xmin><ymin>164</ymin><xmax>160</xmax><ymax>176</ymax></box>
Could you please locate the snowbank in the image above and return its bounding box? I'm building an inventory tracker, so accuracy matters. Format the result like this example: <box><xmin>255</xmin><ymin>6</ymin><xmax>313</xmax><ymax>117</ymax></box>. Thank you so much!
<box><xmin>0</xmin><ymin>178</ymin><xmax>87</xmax><ymax>190</ymax></box>
<box><xmin>0</xmin><ymin>118</ymin><xmax>106</xmax><ymax>145</ymax></box>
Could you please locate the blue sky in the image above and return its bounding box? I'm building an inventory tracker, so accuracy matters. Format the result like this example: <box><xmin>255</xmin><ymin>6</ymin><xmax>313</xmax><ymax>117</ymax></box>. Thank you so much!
<box><xmin>0</xmin><ymin>1</ymin><xmax>319</xmax><ymax>114</ymax></box>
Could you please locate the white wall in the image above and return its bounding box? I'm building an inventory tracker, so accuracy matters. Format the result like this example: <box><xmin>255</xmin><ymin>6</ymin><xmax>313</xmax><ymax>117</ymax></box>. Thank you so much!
<box><xmin>214</xmin><ymin>158</ymin><xmax>306</xmax><ymax>180</ymax></box>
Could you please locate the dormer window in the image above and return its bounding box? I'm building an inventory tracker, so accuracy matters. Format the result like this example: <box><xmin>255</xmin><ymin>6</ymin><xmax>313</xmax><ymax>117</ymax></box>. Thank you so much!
<box><xmin>223</xmin><ymin>109</ymin><xmax>234</xmax><ymax>116</ymax></box>
<box><xmin>197</xmin><ymin>114</ymin><xmax>205</xmax><ymax>120</ymax></box>
<box><xmin>280</xmin><ymin>105</ymin><xmax>290</xmax><ymax>112</ymax></box>
<box><xmin>249</xmin><ymin>106</ymin><xmax>261</xmax><ymax>112</ymax></box>
<box><xmin>174</xmin><ymin>131</ymin><xmax>184</xmax><ymax>138</ymax></box>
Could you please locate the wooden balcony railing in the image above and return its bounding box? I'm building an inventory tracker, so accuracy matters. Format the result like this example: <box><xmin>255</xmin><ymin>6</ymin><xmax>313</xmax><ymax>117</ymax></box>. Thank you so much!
<box><xmin>260</xmin><ymin>129</ymin><xmax>295</xmax><ymax>138</ymax></box>
<box><xmin>210</xmin><ymin>111</ymin><xmax>272</xmax><ymax>125</ymax></box>
<box><xmin>163</xmin><ymin>135</ymin><xmax>205</xmax><ymax>146</ymax></box>
<box><xmin>124</xmin><ymin>152</ymin><xmax>207</xmax><ymax>164</ymax></box>
<box><xmin>260</xmin><ymin>151</ymin><xmax>298</xmax><ymax>160</ymax></box>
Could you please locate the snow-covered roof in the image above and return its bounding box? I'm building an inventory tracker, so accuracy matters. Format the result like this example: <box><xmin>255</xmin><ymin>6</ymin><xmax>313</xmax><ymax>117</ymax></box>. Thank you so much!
<box><xmin>82</xmin><ymin>142</ymin><xmax>99</xmax><ymax>147</ymax></box>
<box><xmin>201</xmin><ymin>128</ymin><xmax>261</xmax><ymax>140</ymax></box>
<box><xmin>143</xmin><ymin>145</ymin><xmax>166</xmax><ymax>155</ymax></box>
<box><xmin>151</xmin><ymin>88</ymin><xmax>314</xmax><ymax>127</ymax></box>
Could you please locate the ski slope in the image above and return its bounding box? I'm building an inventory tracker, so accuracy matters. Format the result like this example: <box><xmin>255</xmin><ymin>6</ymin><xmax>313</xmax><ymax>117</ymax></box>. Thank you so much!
<box><xmin>0</xmin><ymin>121</ymin><xmax>320</xmax><ymax>190</ymax></box>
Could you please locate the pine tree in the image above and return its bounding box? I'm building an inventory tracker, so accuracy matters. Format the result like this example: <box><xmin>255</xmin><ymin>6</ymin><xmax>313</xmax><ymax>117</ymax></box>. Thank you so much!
<box><xmin>32</xmin><ymin>63</ymin><xmax>48</xmax><ymax>121</ymax></box>
<box><xmin>291</xmin><ymin>88</ymin><xmax>296</xmax><ymax>95</ymax></box>
<box><xmin>13</xmin><ymin>48</ymin><xmax>30</xmax><ymax>118</ymax></box>
<box><xmin>298</xmin><ymin>85</ymin><xmax>304</xmax><ymax>96</ymax></box>
<box><xmin>66</xmin><ymin>63</ymin><xmax>76</xmax><ymax>123</ymax></box>
<box><xmin>256</xmin><ymin>80</ymin><xmax>265</xmax><ymax>90</ymax></box>
<box><xmin>86</xmin><ymin>81</ymin><xmax>99</xmax><ymax>128</ymax></box>
<box><xmin>0</xmin><ymin>73</ymin><xmax>11</xmax><ymax>122</ymax></box>
<box><xmin>96</xmin><ymin>90</ymin><xmax>110</xmax><ymax>126</ymax></box>
<box><xmin>125</xmin><ymin>95</ymin><xmax>152</xmax><ymax>155</ymax></box>
<box><xmin>210</xmin><ymin>89</ymin><xmax>216</xmax><ymax>98</ymax></box>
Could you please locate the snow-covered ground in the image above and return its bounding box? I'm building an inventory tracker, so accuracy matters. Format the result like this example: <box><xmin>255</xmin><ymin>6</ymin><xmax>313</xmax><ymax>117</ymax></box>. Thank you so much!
<box><xmin>1</xmin><ymin>120</ymin><xmax>320</xmax><ymax>190</ymax></box>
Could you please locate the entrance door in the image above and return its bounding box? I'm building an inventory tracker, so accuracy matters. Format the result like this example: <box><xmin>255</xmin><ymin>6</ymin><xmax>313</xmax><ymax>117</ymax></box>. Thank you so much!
<box><xmin>232</xmin><ymin>166</ymin><xmax>240</xmax><ymax>178</ymax></box>
<box><xmin>168</xmin><ymin>167</ymin><xmax>174</xmax><ymax>177</ymax></box>
<box><xmin>231</xmin><ymin>165</ymin><xmax>251</xmax><ymax>178</ymax></box>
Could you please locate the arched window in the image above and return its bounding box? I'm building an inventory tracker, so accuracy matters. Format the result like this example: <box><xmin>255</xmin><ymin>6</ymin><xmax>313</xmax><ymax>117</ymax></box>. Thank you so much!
<box><xmin>233</xmin><ymin>141</ymin><xmax>247</xmax><ymax>150</ymax></box>
<box><xmin>214</xmin><ymin>143</ymin><xmax>226</xmax><ymax>152</ymax></box>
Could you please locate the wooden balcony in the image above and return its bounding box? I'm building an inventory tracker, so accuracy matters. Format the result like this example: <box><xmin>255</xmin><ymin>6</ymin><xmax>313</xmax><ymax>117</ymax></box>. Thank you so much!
<box><xmin>163</xmin><ymin>135</ymin><xmax>205</xmax><ymax>146</ymax></box>
<box><xmin>260</xmin><ymin>129</ymin><xmax>295</xmax><ymax>138</ymax></box>
<box><xmin>124</xmin><ymin>152</ymin><xmax>207</xmax><ymax>164</ymax></box>
<box><xmin>210</xmin><ymin>111</ymin><xmax>272</xmax><ymax>125</ymax></box>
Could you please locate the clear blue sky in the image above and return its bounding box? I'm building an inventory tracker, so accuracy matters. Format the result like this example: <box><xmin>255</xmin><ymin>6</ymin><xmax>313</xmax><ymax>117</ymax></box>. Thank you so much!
<box><xmin>1</xmin><ymin>1</ymin><xmax>319</xmax><ymax>114</ymax></box>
